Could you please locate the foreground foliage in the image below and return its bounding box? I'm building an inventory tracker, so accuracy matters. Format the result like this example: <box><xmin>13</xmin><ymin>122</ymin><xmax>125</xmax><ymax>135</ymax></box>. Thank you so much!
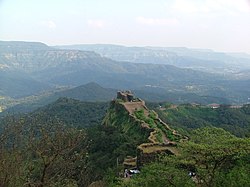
<box><xmin>116</xmin><ymin>127</ymin><xmax>250</xmax><ymax>187</ymax></box>
<box><xmin>1</xmin><ymin>98</ymin><xmax>250</xmax><ymax>187</ymax></box>
<box><xmin>0</xmin><ymin>116</ymin><xmax>88</xmax><ymax>187</ymax></box>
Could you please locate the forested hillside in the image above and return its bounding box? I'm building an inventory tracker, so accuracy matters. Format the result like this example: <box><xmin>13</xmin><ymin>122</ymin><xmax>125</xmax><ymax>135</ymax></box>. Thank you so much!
<box><xmin>0</xmin><ymin>96</ymin><xmax>250</xmax><ymax>186</ymax></box>
<box><xmin>32</xmin><ymin>98</ymin><xmax>109</xmax><ymax>128</ymax></box>
<box><xmin>1</xmin><ymin>83</ymin><xmax>115</xmax><ymax>115</ymax></box>
<box><xmin>150</xmin><ymin>103</ymin><xmax>250</xmax><ymax>137</ymax></box>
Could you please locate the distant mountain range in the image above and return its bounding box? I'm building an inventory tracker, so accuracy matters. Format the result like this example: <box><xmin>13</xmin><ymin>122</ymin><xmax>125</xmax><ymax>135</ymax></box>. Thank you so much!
<box><xmin>0</xmin><ymin>41</ymin><xmax>250</xmax><ymax>112</ymax></box>
<box><xmin>56</xmin><ymin>44</ymin><xmax>250</xmax><ymax>75</ymax></box>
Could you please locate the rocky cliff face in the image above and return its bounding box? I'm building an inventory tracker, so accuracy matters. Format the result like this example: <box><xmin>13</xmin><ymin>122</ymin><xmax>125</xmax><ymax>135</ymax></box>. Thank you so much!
<box><xmin>0</xmin><ymin>41</ymin><xmax>125</xmax><ymax>97</ymax></box>
<box><xmin>0</xmin><ymin>41</ymin><xmax>106</xmax><ymax>72</ymax></box>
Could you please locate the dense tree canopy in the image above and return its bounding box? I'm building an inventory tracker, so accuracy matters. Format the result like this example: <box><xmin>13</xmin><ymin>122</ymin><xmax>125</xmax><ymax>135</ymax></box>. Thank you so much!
<box><xmin>1</xmin><ymin>99</ymin><xmax>250</xmax><ymax>187</ymax></box>
<box><xmin>116</xmin><ymin>127</ymin><xmax>250</xmax><ymax>187</ymax></box>
<box><xmin>0</xmin><ymin>116</ymin><xmax>88</xmax><ymax>187</ymax></box>
<box><xmin>152</xmin><ymin>103</ymin><xmax>250</xmax><ymax>137</ymax></box>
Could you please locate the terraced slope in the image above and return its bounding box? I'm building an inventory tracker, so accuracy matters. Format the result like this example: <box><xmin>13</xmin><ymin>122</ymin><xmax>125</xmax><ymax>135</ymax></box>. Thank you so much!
<box><xmin>104</xmin><ymin>91</ymin><xmax>188</xmax><ymax>168</ymax></box>
<box><xmin>124</xmin><ymin>101</ymin><xmax>188</xmax><ymax>167</ymax></box>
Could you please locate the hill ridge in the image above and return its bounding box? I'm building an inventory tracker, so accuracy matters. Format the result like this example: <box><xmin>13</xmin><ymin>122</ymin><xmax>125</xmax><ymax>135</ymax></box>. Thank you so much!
<box><xmin>104</xmin><ymin>91</ymin><xmax>188</xmax><ymax>168</ymax></box>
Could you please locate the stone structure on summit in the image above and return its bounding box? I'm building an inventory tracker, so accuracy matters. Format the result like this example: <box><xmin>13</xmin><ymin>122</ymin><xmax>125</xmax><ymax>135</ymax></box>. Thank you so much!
<box><xmin>117</xmin><ymin>90</ymin><xmax>134</xmax><ymax>102</ymax></box>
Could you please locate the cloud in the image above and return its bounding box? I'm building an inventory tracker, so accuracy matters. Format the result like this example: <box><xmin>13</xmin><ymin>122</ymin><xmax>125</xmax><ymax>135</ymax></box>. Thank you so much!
<box><xmin>136</xmin><ymin>16</ymin><xmax>179</xmax><ymax>26</ymax></box>
<box><xmin>41</xmin><ymin>20</ymin><xmax>56</xmax><ymax>29</ymax></box>
<box><xmin>87</xmin><ymin>19</ymin><xmax>105</xmax><ymax>28</ymax></box>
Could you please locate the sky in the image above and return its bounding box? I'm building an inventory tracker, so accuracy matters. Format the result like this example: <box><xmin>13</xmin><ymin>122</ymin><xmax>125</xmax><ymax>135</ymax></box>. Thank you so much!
<box><xmin>1</xmin><ymin>0</ymin><xmax>250</xmax><ymax>53</ymax></box>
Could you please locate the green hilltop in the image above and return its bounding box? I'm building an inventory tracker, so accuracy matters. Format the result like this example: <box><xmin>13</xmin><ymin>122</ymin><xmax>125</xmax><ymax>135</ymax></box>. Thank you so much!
<box><xmin>102</xmin><ymin>91</ymin><xmax>187</xmax><ymax>169</ymax></box>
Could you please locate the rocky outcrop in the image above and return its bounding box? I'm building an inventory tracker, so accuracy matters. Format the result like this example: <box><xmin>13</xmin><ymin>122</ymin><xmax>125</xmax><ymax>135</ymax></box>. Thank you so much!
<box><xmin>117</xmin><ymin>91</ymin><xmax>134</xmax><ymax>102</ymax></box>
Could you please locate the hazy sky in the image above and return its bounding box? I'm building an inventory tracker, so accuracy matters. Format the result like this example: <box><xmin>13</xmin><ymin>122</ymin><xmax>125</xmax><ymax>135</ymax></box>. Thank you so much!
<box><xmin>1</xmin><ymin>0</ymin><xmax>250</xmax><ymax>53</ymax></box>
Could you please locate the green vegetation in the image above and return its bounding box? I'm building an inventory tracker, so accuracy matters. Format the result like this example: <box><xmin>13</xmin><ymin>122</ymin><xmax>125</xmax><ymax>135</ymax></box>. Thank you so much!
<box><xmin>155</xmin><ymin>120</ymin><xmax>178</xmax><ymax>141</ymax></box>
<box><xmin>0</xmin><ymin>116</ymin><xmax>87</xmax><ymax>186</ymax></box>
<box><xmin>154</xmin><ymin>103</ymin><xmax>250</xmax><ymax>137</ymax></box>
<box><xmin>85</xmin><ymin>101</ymin><xmax>151</xmax><ymax>182</ymax></box>
<box><xmin>30</xmin><ymin>97</ymin><xmax>109</xmax><ymax>128</ymax></box>
<box><xmin>1</xmin><ymin>97</ymin><xmax>250</xmax><ymax>186</ymax></box>
<box><xmin>134</xmin><ymin>108</ymin><xmax>145</xmax><ymax>120</ymax></box>
<box><xmin>155</xmin><ymin>130</ymin><xmax>163</xmax><ymax>143</ymax></box>
<box><xmin>1</xmin><ymin>83</ymin><xmax>115</xmax><ymax>115</ymax></box>
<box><xmin>134</xmin><ymin>108</ymin><xmax>179</xmax><ymax>142</ymax></box>
<box><xmin>115</xmin><ymin>127</ymin><xmax>250</xmax><ymax>187</ymax></box>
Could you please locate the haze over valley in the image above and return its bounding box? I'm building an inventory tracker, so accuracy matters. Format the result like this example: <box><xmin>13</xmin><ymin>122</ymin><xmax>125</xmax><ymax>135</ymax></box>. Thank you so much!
<box><xmin>0</xmin><ymin>41</ymin><xmax>250</xmax><ymax>114</ymax></box>
<box><xmin>1</xmin><ymin>0</ymin><xmax>250</xmax><ymax>113</ymax></box>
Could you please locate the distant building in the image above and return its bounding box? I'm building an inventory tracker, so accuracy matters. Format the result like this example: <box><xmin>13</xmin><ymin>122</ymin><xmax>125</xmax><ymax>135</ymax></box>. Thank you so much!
<box><xmin>207</xmin><ymin>103</ymin><xmax>220</xmax><ymax>109</ymax></box>
<box><xmin>229</xmin><ymin>105</ymin><xmax>243</xmax><ymax>109</ymax></box>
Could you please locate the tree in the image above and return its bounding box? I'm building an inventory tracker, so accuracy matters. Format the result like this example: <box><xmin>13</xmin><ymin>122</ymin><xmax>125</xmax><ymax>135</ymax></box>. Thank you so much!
<box><xmin>180</xmin><ymin>127</ymin><xmax>250</xmax><ymax>187</ymax></box>
<box><xmin>0</xmin><ymin>115</ymin><xmax>88</xmax><ymax>187</ymax></box>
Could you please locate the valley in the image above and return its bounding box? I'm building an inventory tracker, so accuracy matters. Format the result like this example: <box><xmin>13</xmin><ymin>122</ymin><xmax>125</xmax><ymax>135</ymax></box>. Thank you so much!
<box><xmin>1</xmin><ymin>41</ymin><xmax>250</xmax><ymax>114</ymax></box>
